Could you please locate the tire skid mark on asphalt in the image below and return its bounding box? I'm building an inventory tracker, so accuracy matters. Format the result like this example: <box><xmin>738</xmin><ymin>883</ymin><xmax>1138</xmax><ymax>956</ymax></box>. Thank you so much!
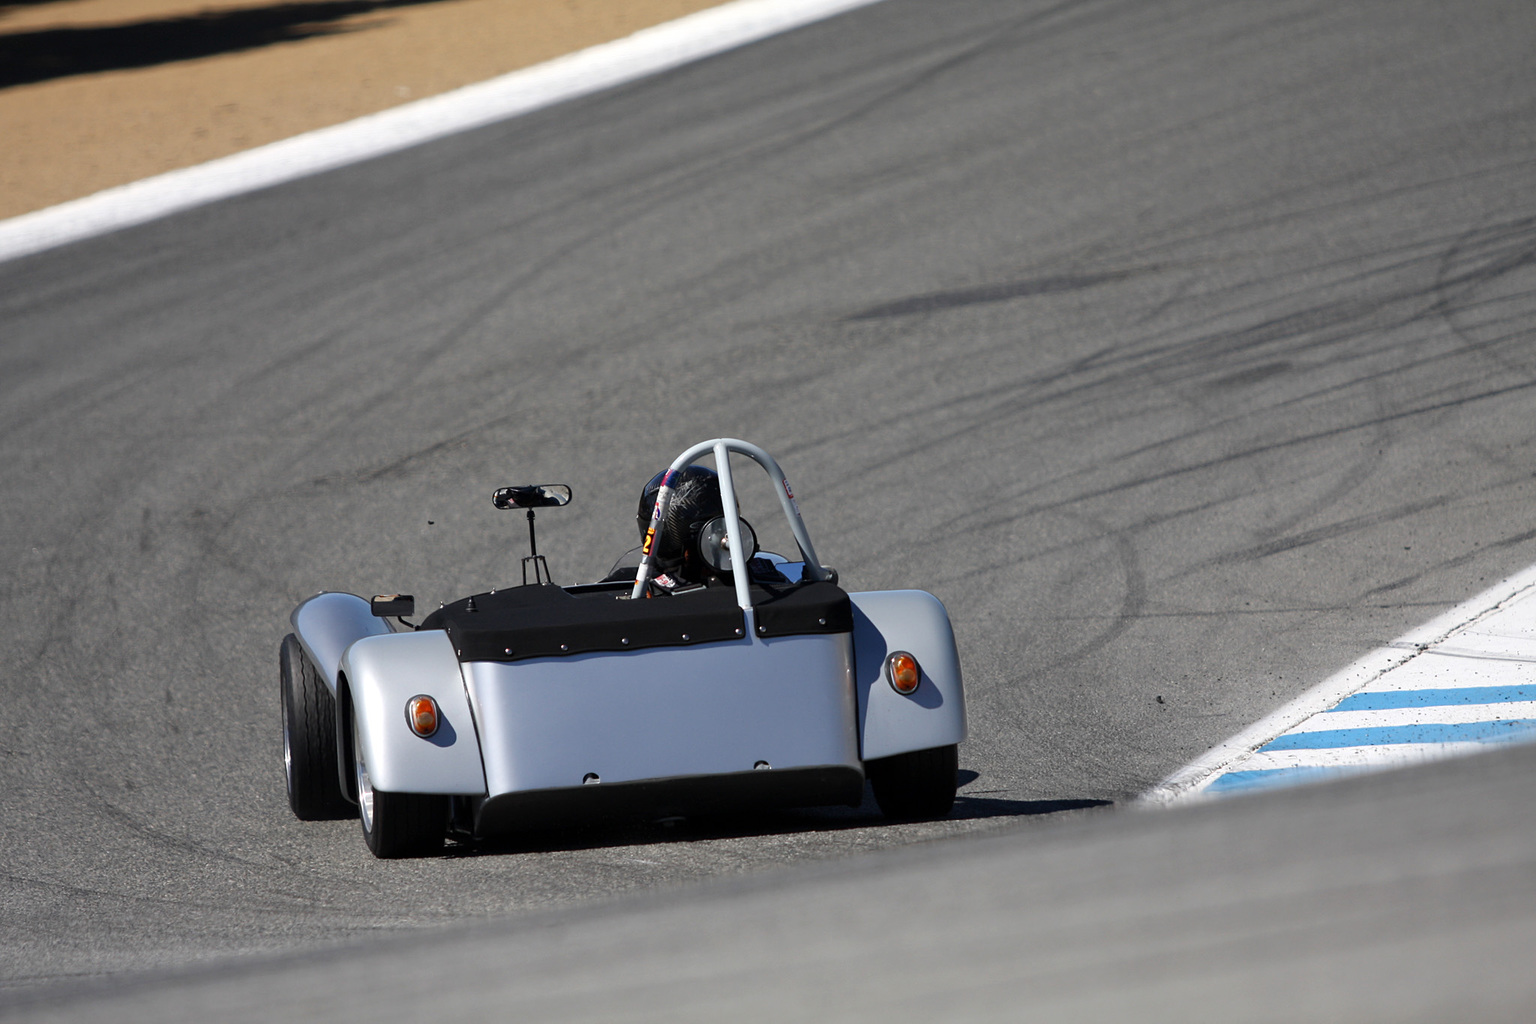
<box><xmin>1145</xmin><ymin>560</ymin><xmax>1536</xmax><ymax>802</ymax></box>
<box><xmin>0</xmin><ymin>868</ymin><xmax>366</xmax><ymax>919</ymax></box>
<box><xmin>825</xmin><ymin>208</ymin><xmax>1536</xmax><ymax>541</ymax></box>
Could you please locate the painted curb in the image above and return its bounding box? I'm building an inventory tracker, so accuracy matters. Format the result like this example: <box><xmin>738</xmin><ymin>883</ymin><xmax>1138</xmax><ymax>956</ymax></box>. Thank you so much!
<box><xmin>1141</xmin><ymin>560</ymin><xmax>1536</xmax><ymax>805</ymax></box>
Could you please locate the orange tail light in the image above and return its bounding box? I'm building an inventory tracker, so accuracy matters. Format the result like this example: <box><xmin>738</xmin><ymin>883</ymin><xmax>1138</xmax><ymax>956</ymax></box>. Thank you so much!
<box><xmin>405</xmin><ymin>695</ymin><xmax>440</xmax><ymax>738</ymax></box>
<box><xmin>886</xmin><ymin>652</ymin><xmax>921</xmax><ymax>695</ymax></box>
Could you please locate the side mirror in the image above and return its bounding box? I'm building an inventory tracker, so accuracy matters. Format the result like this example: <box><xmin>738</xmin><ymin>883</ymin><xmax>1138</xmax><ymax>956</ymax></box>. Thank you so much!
<box><xmin>698</xmin><ymin>516</ymin><xmax>759</xmax><ymax>572</ymax></box>
<box><xmin>370</xmin><ymin>594</ymin><xmax>415</xmax><ymax>618</ymax></box>
<box><xmin>492</xmin><ymin>484</ymin><xmax>572</xmax><ymax>510</ymax></box>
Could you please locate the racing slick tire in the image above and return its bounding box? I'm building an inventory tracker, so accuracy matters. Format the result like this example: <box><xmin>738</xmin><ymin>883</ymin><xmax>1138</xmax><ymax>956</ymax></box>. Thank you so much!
<box><xmin>866</xmin><ymin>744</ymin><xmax>959</xmax><ymax>820</ymax></box>
<box><xmin>351</xmin><ymin>708</ymin><xmax>446</xmax><ymax>858</ymax></box>
<box><xmin>280</xmin><ymin>633</ymin><xmax>351</xmax><ymax>820</ymax></box>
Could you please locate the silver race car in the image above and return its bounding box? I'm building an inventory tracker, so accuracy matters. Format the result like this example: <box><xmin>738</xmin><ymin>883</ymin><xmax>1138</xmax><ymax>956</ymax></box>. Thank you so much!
<box><xmin>280</xmin><ymin>438</ymin><xmax>967</xmax><ymax>857</ymax></box>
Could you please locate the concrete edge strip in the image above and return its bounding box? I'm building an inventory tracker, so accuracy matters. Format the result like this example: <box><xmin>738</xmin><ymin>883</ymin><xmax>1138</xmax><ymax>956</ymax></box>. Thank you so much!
<box><xmin>0</xmin><ymin>0</ymin><xmax>886</xmax><ymax>266</ymax></box>
<box><xmin>1139</xmin><ymin>560</ymin><xmax>1536</xmax><ymax>806</ymax></box>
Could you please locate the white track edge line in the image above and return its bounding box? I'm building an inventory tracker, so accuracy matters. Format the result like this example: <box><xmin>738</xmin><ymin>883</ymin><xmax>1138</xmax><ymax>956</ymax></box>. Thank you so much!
<box><xmin>1139</xmin><ymin>559</ymin><xmax>1536</xmax><ymax>806</ymax></box>
<box><xmin>0</xmin><ymin>0</ymin><xmax>885</xmax><ymax>266</ymax></box>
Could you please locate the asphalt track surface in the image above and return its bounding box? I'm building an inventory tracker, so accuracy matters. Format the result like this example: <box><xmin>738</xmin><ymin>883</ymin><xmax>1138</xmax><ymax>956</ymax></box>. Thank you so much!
<box><xmin>1</xmin><ymin>0</ymin><xmax>1534</xmax><ymax>1016</ymax></box>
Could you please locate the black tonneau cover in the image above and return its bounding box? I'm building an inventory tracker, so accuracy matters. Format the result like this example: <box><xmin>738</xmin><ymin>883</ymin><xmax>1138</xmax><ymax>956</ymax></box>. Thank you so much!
<box><xmin>420</xmin><ymin>580</ymin><xmax>852</xmax><ymax>663</ymax></box>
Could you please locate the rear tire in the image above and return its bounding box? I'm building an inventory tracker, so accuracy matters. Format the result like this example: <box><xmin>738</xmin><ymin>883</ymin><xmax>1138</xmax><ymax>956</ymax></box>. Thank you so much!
<box><xmin>352</xmin><ymin>707</ymin><xmax>445</xmax><ymax>858</ymax></box>
<box><xmin>866</xmin><ymin>744</ymin><xmax>959</xmax><ymax>820</ymax></box>
<box><xmin>280</xmin><ymin>633</ymin><xmax>351</xmax><ymax>820</ymax></box>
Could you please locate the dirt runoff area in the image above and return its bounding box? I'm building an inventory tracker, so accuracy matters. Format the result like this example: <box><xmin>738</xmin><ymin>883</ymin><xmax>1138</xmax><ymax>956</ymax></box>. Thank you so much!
<box><xmin>0</xmin><ymin>0</ymin><xmax>731</xmax><ymax>220</ymax></box>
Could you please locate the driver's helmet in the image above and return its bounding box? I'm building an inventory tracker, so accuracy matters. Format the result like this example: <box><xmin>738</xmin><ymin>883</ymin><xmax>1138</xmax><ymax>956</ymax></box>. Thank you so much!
<box><xmin>636</xmin><ymin>465</ymin><xmax>725</xmax><ymax>581</ymax></box>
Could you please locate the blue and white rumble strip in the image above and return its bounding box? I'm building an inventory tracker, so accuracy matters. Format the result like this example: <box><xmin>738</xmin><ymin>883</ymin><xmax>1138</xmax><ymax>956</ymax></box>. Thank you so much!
<box><xmin>1145</xmin><ymin>563</ymin><xmax>1536</xmax><ymax>804</ymax></box>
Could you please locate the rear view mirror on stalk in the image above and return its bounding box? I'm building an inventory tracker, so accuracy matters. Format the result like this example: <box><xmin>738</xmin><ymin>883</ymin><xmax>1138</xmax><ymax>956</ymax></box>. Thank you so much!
<box><xmin>492</xmin><ymin>484</ymin><xmax>572</xmax><ymax>586</ymax></box>
<box><xmin>492</xmin><ymin>484</ymin><xmax>572</xmax><ymax>510</ymax></box>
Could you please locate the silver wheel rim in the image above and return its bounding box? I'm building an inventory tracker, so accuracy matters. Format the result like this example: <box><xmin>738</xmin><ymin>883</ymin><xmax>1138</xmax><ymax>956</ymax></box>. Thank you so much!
<box><xmin>353</xmin><ymin>713</ymin><xmax>375</xmax><ymax>833</ymax></box>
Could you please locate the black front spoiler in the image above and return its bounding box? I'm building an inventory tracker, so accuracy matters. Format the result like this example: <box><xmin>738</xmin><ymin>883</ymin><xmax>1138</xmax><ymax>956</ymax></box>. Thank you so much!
<box><xmin>473</xmin><ymin>764</ymin><xmax>865</xmax><ymax>835</ymax></box>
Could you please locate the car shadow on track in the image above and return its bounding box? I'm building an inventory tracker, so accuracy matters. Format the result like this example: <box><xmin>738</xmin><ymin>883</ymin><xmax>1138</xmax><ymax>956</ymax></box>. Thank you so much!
<box><xmin>438</xmin><ymin>772</ymin><xmax>1112</xmax><ymax>858</ymax></box>
<box><xmin>0</xmin><ymin>0</ymin><xmax>460</xmax><ymax>90</ymax></box>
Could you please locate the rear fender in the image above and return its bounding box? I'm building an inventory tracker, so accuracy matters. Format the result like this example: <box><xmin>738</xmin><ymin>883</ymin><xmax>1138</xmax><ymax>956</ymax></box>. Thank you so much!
<box><xmin>290</xmin><ymin>592</ymin><xmax>391</xmax><ymax>697</ymax></box>
<box><xmin>341</xmin><ymin>630</ymin><xmax>487</xmax><ymax>795</ymax></box>
<box><xmin>850</xmin><ymin>590</ymin><xmax>967</xmax><ymax>761</ymax></box>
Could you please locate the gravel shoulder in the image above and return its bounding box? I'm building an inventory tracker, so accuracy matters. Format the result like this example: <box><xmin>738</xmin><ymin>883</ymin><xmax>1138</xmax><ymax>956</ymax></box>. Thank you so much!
<box><xmin>0</xmin><ymin>0</ymin><xmax>728</xmax><ymax>219</ymax></box>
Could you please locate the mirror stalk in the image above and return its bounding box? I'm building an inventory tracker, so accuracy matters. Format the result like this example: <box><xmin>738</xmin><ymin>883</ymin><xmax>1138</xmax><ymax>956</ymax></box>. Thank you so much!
<box><xmin>522</xmin><ymin>508</ymin><xmax>552</xmax><ymax>586</ymax></box>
